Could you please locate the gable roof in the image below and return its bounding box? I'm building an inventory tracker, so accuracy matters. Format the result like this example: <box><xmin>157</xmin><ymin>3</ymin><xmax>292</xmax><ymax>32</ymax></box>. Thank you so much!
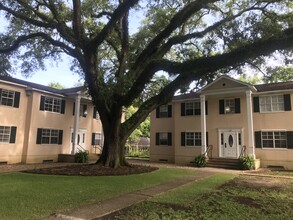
<box><xmin>255</xmin><ymin>81</ymin><xmax>293</xmax><ymax>92</ymax></box>
<box><xmin>173</xmin><ymin>76</ymin><xmax>293</xmax><ymax>101</ymax></box>
<box><xmin>0</xmin><ymin>75</ymin><xmax>85</xmax><ymax>96</ymax></box>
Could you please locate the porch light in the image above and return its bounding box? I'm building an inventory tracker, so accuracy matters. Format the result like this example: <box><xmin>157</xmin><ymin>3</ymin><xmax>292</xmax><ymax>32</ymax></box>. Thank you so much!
<box><xmin>83</xmin><ymin>109</ymin><xmax>88</xmax><ymax>116</ymax></box>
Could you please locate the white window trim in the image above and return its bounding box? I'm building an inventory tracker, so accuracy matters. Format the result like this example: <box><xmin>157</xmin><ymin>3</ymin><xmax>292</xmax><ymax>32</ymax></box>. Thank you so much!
<box><xmin>260</xmin><ymin>130</ymin><xmax>288</xmax><ymax>149</ymax></box>
<box><xmin>184</xmin><ymin>130</ymin><xmax>202</xmax><ymax>147</ymax></box>
<box><xmin>259</xmin><ymin>95</ymin><xmax>285</xmax><ymax>113</ymax></box>
<box><xmin>0</xmin><ymin>126</ymin><xmax>11</xmax><ymax>143</ymax></box>
<box><xmin>44</xmin><ymin>96</ymin><xmax>62</xmax><ymax>113</ymax></box>
<box><xmin>0</xmin><ymin>89</ymin><xmax>15</xmax><ymax>107</ymax></box>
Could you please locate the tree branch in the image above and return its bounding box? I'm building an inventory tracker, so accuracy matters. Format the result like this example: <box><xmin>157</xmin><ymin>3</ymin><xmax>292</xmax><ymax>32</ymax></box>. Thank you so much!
<box><xmin>0</xmin><ymin>32</ymin><xmax>82</xmax><ymax>61</ymax></box>
<box><xmin>132</xmin><ymin>0</ymin><xmax>218</xmax><ymax>72</ymax></box>
<box><xmin>89</xmin><ymin>0</ymin><xmax>139</xmax><ymax>49</ymax></box>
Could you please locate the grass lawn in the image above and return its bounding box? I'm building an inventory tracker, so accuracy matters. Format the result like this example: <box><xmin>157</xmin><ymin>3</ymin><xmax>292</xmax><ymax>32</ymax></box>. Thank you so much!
<box><xmin>114</xmin><ymin>174</ymin><xmax>293</xmax><ymax>220</ymax></box>
<box><xmin>0</xmin><ymin>168</ymin><xmax>196</xmax><ymax>220</ymax></box>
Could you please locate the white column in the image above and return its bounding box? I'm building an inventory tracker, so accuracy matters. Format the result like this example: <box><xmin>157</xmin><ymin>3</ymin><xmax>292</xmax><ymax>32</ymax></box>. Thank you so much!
<box><xmin>72</xmin><ymin>93</ymin><xmax>81</xmax><ymax>155</ymax></box>
<box><xmin>246</xmin><ymin>90</ymin><xmax>255</xmax><ymax>159</ymax></box>
<box><xmin>200</xmin><ymin>95</ymin><xmax>207</xmax><ymax>155</ymax></box>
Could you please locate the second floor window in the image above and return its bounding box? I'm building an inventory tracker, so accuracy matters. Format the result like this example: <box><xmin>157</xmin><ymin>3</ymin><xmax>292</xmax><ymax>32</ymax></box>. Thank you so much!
<box><xmin>40</xmin><ymin>96</ymin><xmax>65</xmax><ymax>114</ymax></box>
<box><xmin>219</xmin><ymin>98</ymin><xmax>240</xmax><ymax>114</ymax></box>
<box><xmin>260</xmin><ymin>95</ymin><xmax>284</xmax><ymax>112</ymax></box>
<box><xmin>156</xmin><ymin>105</ymin><xmax>172</xmax><ymax>118</ymax></box>
<box><xmin>0</xmin><ymin>88</ymin><xmax>20</xmax><ymax>108</ymax></box>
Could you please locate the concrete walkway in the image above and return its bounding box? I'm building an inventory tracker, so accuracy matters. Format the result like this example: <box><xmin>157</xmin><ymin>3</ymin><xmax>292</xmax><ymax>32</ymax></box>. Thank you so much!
<box><xmin>43</xmin><ymin>171</ymin><xmax>216</xmax><ymax>220</ymax></box>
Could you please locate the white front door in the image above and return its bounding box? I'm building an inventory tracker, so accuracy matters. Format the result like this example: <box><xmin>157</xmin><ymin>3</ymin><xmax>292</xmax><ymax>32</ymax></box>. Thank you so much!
<box><xmin>70</xmin><ymin>129</ymin><xmax>87</xmax><ymax>154</ymax></box>
<box><xmin>219</xmin><ymin>129</ymin><xmax>241</xmax><ymax>158</ymax></box>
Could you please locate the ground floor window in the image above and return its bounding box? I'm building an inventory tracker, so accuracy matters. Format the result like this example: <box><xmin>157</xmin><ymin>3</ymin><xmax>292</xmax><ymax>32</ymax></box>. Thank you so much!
<box><xmin>92</xmin><ymin>133</ymin><xmax>103</xmax><ymax>146</ymax></box>
<box><xmin>0</xmin><ymin>126</ymin><xmax>17</xmax><ymax>143</ymax></box>
<box><xmin>261</xmin><ymin>131</ymin><xmax>287</xmax><ymax>148</ymax></box>
<box><xmin>181</xmin><ymin>132</ymin><xmax>201</xmax><ymax>146</ymax></box>
<box><xmin>155</xmin><ymin>132</ymin><xmax>172</xmax><ymax>146</ymax></box>
<box><xmin>36</xmin><ymin>128</ymin><xmax>63</xmax><ymax>145</ymax></box>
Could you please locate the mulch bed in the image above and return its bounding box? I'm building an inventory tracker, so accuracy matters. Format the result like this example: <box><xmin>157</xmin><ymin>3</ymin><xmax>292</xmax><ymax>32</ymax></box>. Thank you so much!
<box><xmin>23</xmin><ymin>163</ymin><xmax>159</xmax><ymax>176</ymax></box>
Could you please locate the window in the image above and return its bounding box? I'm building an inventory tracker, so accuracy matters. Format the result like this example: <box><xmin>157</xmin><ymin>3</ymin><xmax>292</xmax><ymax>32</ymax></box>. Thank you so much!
<box><xmin>260</xmin><ymin>95</ymin><xmax>284</xmax><ymax>112</ymax></box>
<box><xmin>181</xmin><ymin>101</ymin><xmax>207</xmax><ymax>116</ymax></box>
<box><xmin>92</xmin><ymin>133</ymin><xmax>103</xmax><ymax>146</ymax></box>
<box><xmin>156</xmin><ymin>105</ymin><xmax>172</xmax><ymax>118</ymax></box>
<box><xmin>73</xmin><ymin>103</ymin><xmax>87</xmax><ymax>117</ymax></box>
<box><xmin>155</xmin><ymin>132</ymin><xmax>172</xmax><ymax>146</ymax></box>
<box><xmin>185</xmin><ymin>102</ymin><xmax>200</xmax><ymax>115</ymax></box>
<box><xmin>185</xmin><ymin>132</ymin><xmax>201</xmax><ymax>146</ymax></box>
<box><xmin>0</xmin><ymin>126</ymin><xmax>17</xmax><ymax>143</ymax></box>
<box><xmin>224</xmin><ymin>99</ymin><xmax>235</xmax><ymax>114</ymax></box>
<box><xmin>40</xmin><ymin>96</ymin><xmax>65</xmax><ymax>114</ymax></box>
<box><xmin>93</xmin><ymin>107</ymin><xmax>100</xmax><ymax>120</ymax></box>
<box><xmin>219</xmin><ymin>98</ymin><xmax>240</xmax><ymax>114</ymax></box>
<box><xmin>261</xmin><ymin>131</ymin><xmax>287</xmax><ymax>148</ymax></box>
<box><xmin>36</xmin><ymin>128</ymin><xmax>63</xmax><ymax>145</ymax></box>
<box><xmin>0</xmin><ymin>88</ymin><xmax>20</xmax><ymax>108</ymax></box>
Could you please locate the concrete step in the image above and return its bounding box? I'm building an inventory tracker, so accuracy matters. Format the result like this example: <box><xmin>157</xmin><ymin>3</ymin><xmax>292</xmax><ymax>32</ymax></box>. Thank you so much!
<box><xmin>207</xmin><ymin>158</ymin><xmax>241</xmax><ymax>170</ymax></box>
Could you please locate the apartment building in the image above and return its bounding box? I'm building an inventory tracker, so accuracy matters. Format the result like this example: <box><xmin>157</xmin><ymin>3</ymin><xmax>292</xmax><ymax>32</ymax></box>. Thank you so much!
<box><xmin>150</xmin><ymin>76</ymin><xmax>293</xmax><ymax>169</ymax></box>
<box><xmin>0</xmin><ymin>76</ymin><xmax>103</xmax><ymax>164</ymax></box>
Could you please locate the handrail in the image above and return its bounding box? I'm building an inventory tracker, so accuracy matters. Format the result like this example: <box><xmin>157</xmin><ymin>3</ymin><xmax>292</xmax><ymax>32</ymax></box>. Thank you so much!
<box><xmin>203</xmin><ymin>145</ymin><xmax>213</xmax><ymax>159</ymax></box>
<box><xmin>77</xmin><ymin>144</ymin><xmax>89</xmax><ymax>154</ymax></box>
<box><xmin>239</xmin><ymin>145</ymin><xmax>246</xmax><ymax>159</ymax></box>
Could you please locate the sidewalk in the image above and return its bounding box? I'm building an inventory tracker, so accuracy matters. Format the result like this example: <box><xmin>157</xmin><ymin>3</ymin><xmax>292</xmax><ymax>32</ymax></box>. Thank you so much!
<box><xmin>43</xmin><ymin>171</ymin><xmax>216</xmax><ymax>220</ymax></box>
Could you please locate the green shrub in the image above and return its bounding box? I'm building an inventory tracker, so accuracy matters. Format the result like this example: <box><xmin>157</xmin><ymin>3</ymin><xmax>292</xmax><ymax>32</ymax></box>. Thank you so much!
<box><xmin>74</xmin><ymin>150</ymin><xmax>89</xmax><ymax>163</ymax></box>
<box><xmin>194</xmin><ymin>155</ymin><xmax>208</xmax><ymax>167</ymax></box>
<box><xmin>240</xmin><ymin>155</ymin><xmax>255</xmax><ymax>170</ymax></box>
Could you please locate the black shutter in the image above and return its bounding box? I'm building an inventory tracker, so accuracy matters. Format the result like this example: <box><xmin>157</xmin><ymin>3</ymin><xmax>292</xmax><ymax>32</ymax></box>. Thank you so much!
<box><xmin>9</xmin><ymin>126</ymin><xmax>17</xmax><ymax>143</ymax></box>
<box><xmin>284</xmin><ymin>94</ymin><xmax>291</xmax><ymax>111</ymax></box>
<box><xmin>92</xmin><ymin>133</ymin><xmax>96</xmax><ymax>145</ymax></box>
<box><xmin>73</xmin><ymin>102</ymin><xmax>75</xmax><ymax>115</ymax></box>
<box><xmin>206</xmin><ymin>132</ymin><xmax>209</xmax><ymax>146</ymax></box>
<box><xmin>36</xmin><ymin>128</ymin><xmax>42</xmax><ymax>144</ymax></box>
<box><xmin>156</xmin><ymin>133</ymin><xmax>160</xmax><ymax>145</ymax></box>
<box><xmin>235</xmin><ymin>98</ymin><xmax>241</xmax><ymax>113</ymax></box>
<box><xmin>253</xmin><ymin>97</ymin><xmax>260</xmax><ymax>112</ymax></box>
<box><xmin>205</xmin><ymin>101</ymin><xmax>208</xmax><ymax>115</ymax></box>
<box><xmin>168</xmin><ymin>105</ymin><xmax>172</xmax><ymax>117</ymax></box>
<box><xmin>61</xmin><ymin>100</ymin><xmax>66</xmax><ymax>114</ymax></box>
<box><xmin>83</xmin><ymin>105</ymin><xmax>87</xmax><ymax>117</ymax></box>
<box><xmin>287</xmin><ymin>131</ymin><xmax>293</xmax><ymax>149</ymax></box>
<box><xmin>93</xmin><ymin>107</ymin><xmax>97</xmax><ymax>119</ymax></box>
<box><xmin>13</xmin><ymin>92</ymin><xmax>20</xmax><ymax>108</ymax></box>
<box><xmin>181</xmin><ymin>103</ymin><xmax>186</xmax><ymax>116</ymax></box>
<box><xmin>219</xmin><ymin>100</ymin><xmax>224</xmax><ymax>114</ymax></box>
<box><xmin>40</xmin><ymin>96</ymin><xmax>45</xmax><ymax>111</ymax></box>
<box><xmin>181</xmin><ymin>132</ymin><xmax>186</xmax><ymax>146</ymax></box>
<box><xmin>255</xmin><ymin>131</ymin><xmax>261</xmax><ymax>148</ymax></box>
<box><xmin>58</xmin><ymin>130</ymin><xmax>63</xmax><ymax>145</ymax></box>
<box><xmin>168</xmin><ymin>133</ymin><xmax>172</xmax><ymax>146</ymax></box>
<box><xmin>156</xmin><ymin>107</ymin><xmax>160</xmax><ymax>118</ymax></box>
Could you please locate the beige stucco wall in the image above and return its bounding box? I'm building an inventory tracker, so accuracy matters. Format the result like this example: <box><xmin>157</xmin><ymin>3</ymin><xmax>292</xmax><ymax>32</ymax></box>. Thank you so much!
<box><xmin>253</xmin><ymin>92</ymin><xmax>293</xmax><ymax>169</ymax></box>
<box><xmin>0</xmin><ymin>80</ymin><xmax>104</xmax><ymax>164</ymax></box>
<box><xmin>0</xmin><ymin>84</ymin><xmax>27</xmax><ymax>163</ymax></box>
<box><xmin>150</xmin><ymin>105</ymin><xmax>175</xmax><ymax>163</ymax></box>
<box><xmin>150</xmin><ymin>77</ymin><xmax>293</xmax><ymax>169</ymax></box>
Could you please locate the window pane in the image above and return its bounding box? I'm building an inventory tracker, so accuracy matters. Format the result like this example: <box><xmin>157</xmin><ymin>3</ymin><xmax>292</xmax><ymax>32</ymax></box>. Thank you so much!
<box><xmin>159</xmin><ymin>133</ymin><xmax>168</xmax><ymax>145</ymax></box>
<box><xmin>0</xmin><ymin>126</ymin><xmax>11</xmax><ymax>143</ymax></box>
<box><xmin>0</xmin><ymin>89</ymin><xmax>14</xmax><ymax>107</ymax></box>
<box><xmin>159</xmin><ymin>105</ymin><xmax>168</xmax><ymax>117</ymax></box>
<box><xmin>44</xmin><ymin>96</ymin><xmax>62</xmax><ymax>113</ymax></box>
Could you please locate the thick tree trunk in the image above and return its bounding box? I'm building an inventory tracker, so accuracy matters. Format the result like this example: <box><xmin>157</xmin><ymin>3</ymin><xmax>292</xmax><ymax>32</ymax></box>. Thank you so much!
<box><xmin>96</xmin><ymin>108</ymin><xmax>129</xmax><ymax>168</ymax></box>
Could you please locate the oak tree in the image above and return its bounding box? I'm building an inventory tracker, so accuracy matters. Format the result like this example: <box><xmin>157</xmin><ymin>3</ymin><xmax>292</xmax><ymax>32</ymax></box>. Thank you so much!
<box><xmin>0</xmin><ymin>0</ymin><xmax>293</xmax><ymax>167</ymax></box>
